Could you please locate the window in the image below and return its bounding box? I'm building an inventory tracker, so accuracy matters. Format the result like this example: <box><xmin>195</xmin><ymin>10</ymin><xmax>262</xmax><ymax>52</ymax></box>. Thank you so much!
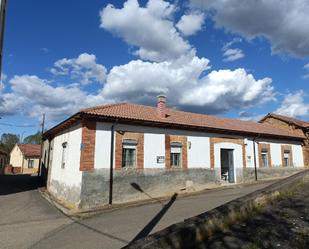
<box><xmin>261</xmin><ymin>149</ymin><xmax>269</xmax><ymax>167</ymax></box>
<box><xmin>0</xmin><ymin>158</ymin><xmax>3</xmax><ymax>168</ymax></box>
<box><xmin>283</xmin><ymin>150</ymin><xmax>290</xmax><ymax>167</ymax></box>
<box><xmin>28</xmin><ymin>160</ymin><xmax>34</xmax><ymax>168</ymax></box>
<box><xmin>122</xmin><ymin>139</ymin><xmax>137</xmax><ymax>168</ymax></box>
<box><xmin>170</xmin><ymin>142</ymin><xmax>182</xmax><ymax>167</ymax></box>
<box><xmin>61</xmin><ymin>142</ymin><xmax>67</xmax><ymax>169</ymax></box>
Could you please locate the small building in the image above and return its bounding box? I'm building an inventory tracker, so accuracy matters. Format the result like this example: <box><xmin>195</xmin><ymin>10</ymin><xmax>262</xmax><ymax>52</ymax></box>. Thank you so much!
<box><xmin>9</xmin><ymin>144</ymin><xmax>41</xmax><ymax>174</ymax></box>
<box><xmin>43</xmin><ymin>96</ymin><xmax>307</xmax><ymax>210</ymax></box>
<box><xmin>259</xmin><ymin>113</ymin><xmax>309</xmax><ymax>166</ymax></box>
<box><xmin>0</xmin><ymin>149</ymin><xmax>8</xmax><ymax>175</ymax></box>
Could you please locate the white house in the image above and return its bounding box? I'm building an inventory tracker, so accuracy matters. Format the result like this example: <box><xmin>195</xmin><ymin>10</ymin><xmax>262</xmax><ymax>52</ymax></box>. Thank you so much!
<box><xmin>42</xmin><ymin>96</ymin><xmax>306</xmax><ymax>210</ymax></box>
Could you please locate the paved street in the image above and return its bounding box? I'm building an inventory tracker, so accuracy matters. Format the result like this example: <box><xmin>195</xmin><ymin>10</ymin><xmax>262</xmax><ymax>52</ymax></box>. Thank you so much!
<box><xmin>0</xmin><ymin>175</ymin><xmax>275</xmax><ymax>249</ymax></box>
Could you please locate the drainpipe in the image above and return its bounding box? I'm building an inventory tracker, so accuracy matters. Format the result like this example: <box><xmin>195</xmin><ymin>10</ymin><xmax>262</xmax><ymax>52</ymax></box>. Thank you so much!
<box><xmin>253</xmin><ymin>135</ymin><xmax>260</xmax><ymax>181</ymax></box>
<box><xmin>109</xmin><ymin>123</ymin><xmax>115</xmax><ymax>205</ymax></box>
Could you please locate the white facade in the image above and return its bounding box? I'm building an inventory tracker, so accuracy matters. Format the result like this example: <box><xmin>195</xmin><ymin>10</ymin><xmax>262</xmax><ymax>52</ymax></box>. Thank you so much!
<box><xmin>48</xmin><ymin>121</ymin><xmax>305</xmax><ymax>188</ymax></box>
<box><xmin>48</xmin><ymin>124</ymin><xmax>82</xmax><ymax>198</ymax></box>
<box><xmin>144</xmin><ymin>133</ymin><xmax>165</xmax><ymax>168</ymax></box>
<box><xmin>187</xmin><ymin>136</ymin><xmax>210</xmax><ymax>168</ymax></box>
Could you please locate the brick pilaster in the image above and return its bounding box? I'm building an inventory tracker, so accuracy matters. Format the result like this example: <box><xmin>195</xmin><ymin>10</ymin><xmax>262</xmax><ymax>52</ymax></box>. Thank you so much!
<box><xmin>80</xmin><ymin>120</ymin><xmax>96</xmax><ymax>171</ymax></box>
<box><xmin>165</xmin><ymin>135</ymin><xmax>171</xmax><ymax>169</ymax></box>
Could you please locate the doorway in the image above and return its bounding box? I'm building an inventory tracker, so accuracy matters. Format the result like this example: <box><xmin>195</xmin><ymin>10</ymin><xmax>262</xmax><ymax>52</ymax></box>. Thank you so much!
<box><xmin>220</xmin><ymin>149</ymin><xmax>235</xmax><ymax>183</ymax></box>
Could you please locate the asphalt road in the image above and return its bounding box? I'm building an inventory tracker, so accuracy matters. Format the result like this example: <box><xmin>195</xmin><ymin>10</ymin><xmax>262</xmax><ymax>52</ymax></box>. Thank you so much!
<box><xmin>0</xmin><ymin>175</ymin><xmax>275</xmax><ymax>249</ymax></box>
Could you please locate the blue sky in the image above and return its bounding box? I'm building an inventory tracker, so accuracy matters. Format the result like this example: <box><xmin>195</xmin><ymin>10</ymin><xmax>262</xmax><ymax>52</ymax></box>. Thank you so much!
<box><xmin>1</xmin><ymin>0</ymin><xmax>309</xmax><ymax>138</ymax></box>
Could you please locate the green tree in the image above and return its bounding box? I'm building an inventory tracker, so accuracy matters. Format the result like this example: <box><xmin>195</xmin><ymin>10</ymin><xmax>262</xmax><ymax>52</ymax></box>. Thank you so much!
<box><xmin>23</xmin><ymin>131</ymin><xmax>42</xmax><ymax>145</ymax></box>
<box><xmin>0</xmin><ymin>133</ymin><xmax>20</xmax><ymax>153</ymax></box>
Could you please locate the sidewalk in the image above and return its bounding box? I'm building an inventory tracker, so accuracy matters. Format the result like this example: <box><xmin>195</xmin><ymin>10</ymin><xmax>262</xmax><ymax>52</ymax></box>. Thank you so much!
<box><xmin>31</xmin><ymin>180</ymin><xmax>276</xmax><ymax>249</ymax></box>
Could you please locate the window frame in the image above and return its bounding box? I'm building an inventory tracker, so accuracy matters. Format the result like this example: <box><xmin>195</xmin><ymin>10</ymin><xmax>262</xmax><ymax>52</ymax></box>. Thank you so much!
<box><xmin>61</xmin><ymin>142</ymin><xmax>68</xmax><ymax>169</ymax></box>
<box><xmin>28</xmin><ymin>159</ymin><xmax>34</xmax><ymax>168</ymax></box>
<box><xmin>261</xmin><ymin>150</ymin><xmax>269</xmax><ymax>167</ymax></box>
<box><xmin>122</xmin><ymin>139</ymin><xmax>138</xmax><ymax>168</ymax></box>
<box><xmin>170</xmin><ymin>142</ymin><xmax>182</xmax><ymax>168</ymax></box>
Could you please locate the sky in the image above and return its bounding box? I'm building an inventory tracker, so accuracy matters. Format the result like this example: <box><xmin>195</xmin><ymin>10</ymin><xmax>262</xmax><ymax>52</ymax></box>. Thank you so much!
<box><xmin>0</xmin><ymin>0</ymin><xmax>309</xmax><ymax>139</ymax></box>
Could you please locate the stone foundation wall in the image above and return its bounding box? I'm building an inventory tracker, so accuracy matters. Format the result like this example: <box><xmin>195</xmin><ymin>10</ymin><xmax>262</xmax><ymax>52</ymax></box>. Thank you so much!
<box><xmin>48</xmin><ymin>180</ymin><xmax>82</xmax><ymax>208</ymax></box>
<box><xmin>242</xmin><ymin>167</ymin><xmax>303</xmax><ymax>182</ymax></box>
<box><xmin>80</xmin><ymin>168</ymin><xmax>219</xmax><ymax>209</ymax></box>
<box><xmin>49</xmin><ymin>167</ymin><xmax>305</xmax><ymax>210</ymax></box>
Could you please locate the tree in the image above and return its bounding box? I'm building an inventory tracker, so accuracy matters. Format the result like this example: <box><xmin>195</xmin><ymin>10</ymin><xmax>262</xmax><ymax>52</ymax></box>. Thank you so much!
<box><xmin>0</xmin><ymin>133</ymin><xmax>20</xmax><ymax>153</ymax></box>
<box><xmin>23</xmin><ymin>131</ymin><xmax>42</xmax><ymax>145</ymax></box>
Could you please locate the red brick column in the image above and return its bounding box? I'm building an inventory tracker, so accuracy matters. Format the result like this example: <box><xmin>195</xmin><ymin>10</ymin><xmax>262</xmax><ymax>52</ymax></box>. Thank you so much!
<box><xmin>165</xmin><ymin>135</ymin><xmax>171</xmax><ymax>169</ymax></box>
<box><xmin>80</xmin><ymin>120</ymin><xmax>96</xmax><ymax>171</ymax></box>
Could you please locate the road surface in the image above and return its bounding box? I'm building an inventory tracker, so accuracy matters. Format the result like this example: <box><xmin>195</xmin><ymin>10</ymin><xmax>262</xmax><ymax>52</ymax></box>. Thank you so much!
<box><xmin>0</xmin><ymin>175</ymin><xmax>275</xmax><ymax>249</ymax></box>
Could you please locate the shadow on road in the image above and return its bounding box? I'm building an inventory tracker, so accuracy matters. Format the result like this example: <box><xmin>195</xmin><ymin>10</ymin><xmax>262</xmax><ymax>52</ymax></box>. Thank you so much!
<box><xmin>0</xmin><ymin>174</ymin><xmax>43</xmax><ymax>195</ymax></box>
<box><xmin>128</xmin><ymin>182</ymin><xmax>178</xmax><ymax>245</ymax></box>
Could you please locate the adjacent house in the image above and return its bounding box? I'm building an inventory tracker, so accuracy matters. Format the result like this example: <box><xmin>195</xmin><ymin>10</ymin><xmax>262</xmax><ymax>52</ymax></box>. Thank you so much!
<box><xmin>259</xmin><ymin>113</ymin><xmax>309</xmax><ymax>166</ymax></box>
<box><xmin>9</xmin><ymin>144</ymin><xmax>41</xmax><ymax>174</ymax></box>
<box><xmin>0</xmin><ymin>149</ymin><xmax>7</xmax><ymax>175</ymax></box>
<box><xmin>43</xmin><ymin>96</ymin><xmax>306</xmax><ymax>210</ymax></box>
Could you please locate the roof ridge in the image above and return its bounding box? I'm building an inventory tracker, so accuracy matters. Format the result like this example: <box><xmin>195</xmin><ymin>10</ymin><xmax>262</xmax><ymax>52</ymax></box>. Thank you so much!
<box><xmin>80</xmin><ymin>102</ymin><xmax>128</xmax><ymax>112</ymax></box>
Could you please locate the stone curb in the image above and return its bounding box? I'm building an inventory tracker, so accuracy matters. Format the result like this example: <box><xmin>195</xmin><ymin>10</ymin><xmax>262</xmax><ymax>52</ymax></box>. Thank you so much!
<box><xmin>123</xmin><ymin>169</ymin><xmax>309</xmax><ymax>249</ymax></box>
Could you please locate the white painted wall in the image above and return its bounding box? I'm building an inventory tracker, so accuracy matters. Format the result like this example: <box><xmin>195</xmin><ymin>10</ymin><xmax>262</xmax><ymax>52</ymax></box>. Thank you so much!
<box><xmin>49</xmin><ymin>124</ymin><xmax>82</xmax><ymax>190</ymax></box>
<box><xmin>144</xmin><ymin>133</ymin><xmax>165</xmax><ymax>168</ymax></box>
<box><xmin>270</xmin><ymin>142</ymin><xmax>282</xmax><ymax>167</ymax></box>
<box><xmin>187</xmin><ymin>136</ymin><xmax>210</xmax><ymax>168</ymax></box>
<box><xmin>292</xmin><ymin>144</ymin><xmax>304</xmax><ymax>167</ymax></box>
<box><xmin>93</xmin><ymin>122</ymin><xmax>304</xmax><ymax>171</ymax></box>
<box><xmin>9</xmin><ymin>144</ymin><xmax>23</xmax><ymax>167</ymax></box>
<box><xmin>95</xmin><ymin>122</ymin><xmax>115</xmax><ymax>169</ymax></box>
<box><xmin>214</xmin><ymin>142</ymin><xmax>243</xmax><ymax>183</ymax></box>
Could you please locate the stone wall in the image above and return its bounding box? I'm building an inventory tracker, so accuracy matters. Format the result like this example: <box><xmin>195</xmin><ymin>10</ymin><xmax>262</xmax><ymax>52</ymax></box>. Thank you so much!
<box><xmin>79</xmin><ymin>168</ymin><xmax>219</xmax><ymax>209</ymax></box>
<box><xmin>242</xmin><ymin>167</ymin><xmax>303</xmax><ymax>182</ymax></box>
<box><xmin>78</xmin><ymin>167</ymin><xmax>304</xmax><ymax>210</ymax></box>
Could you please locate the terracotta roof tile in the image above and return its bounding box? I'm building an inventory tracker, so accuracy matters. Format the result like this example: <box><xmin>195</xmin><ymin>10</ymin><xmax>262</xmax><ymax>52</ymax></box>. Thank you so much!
<box><xmin>80</xmin><ymin>103</ymin><xmax>305</xmax><ymax>139</ymax></box>
<box><xmin>18</xmin><ymin>144</ymin><xmax>41</xmax><ymax>157</ymax></box>
<box><xmin>260</xmin><ymin>113</ymin><xmax>309</xmax><ymax>128</ymax></box>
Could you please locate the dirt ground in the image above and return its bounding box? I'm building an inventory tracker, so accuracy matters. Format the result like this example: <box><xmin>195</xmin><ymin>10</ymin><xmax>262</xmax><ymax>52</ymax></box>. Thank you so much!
<box><xmin>197</xmin><ymin>181</ymin><xmax>309</xmax><ymax>249</ymax></box>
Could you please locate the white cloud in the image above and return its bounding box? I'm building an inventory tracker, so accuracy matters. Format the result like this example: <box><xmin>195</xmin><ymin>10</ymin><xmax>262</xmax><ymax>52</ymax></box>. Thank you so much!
<box><xmin>303</xmin><ymin>63</ymin><xmax>309</xmax><ymax>79</ymax></box>
<box><xmin>180</xmin><ymin>68</ymin><xmax>274</xmax><ymax>113</ymax></box>
<box><xmin>102</xmin><ymin>53</ymin><xmax>274</xmax><ymax>114</ymax></box>
<box><xmin>99</xmin><ymin>0</ymin><xmax>192</xmax><ymax>62</ymax></box>
<box><xmin>275</xmin><ymin>91</ymin><xmax>309</xmax><ymax>118</ymax></box>
<box><xmin>50</xmin><ymin>53</ymin><xmax>107</xmax><ymax>84</ymax></box>
<box><xmin>176</xmin><ymin>13</ymin><xmax>205</xmax><ymax>36</ymax></box>
<box><xmin>238</xmin><ymin>111</ymin><xmax>264</xmax><ymax>122</ymax></box>
<box><xmin>190</xmin><ymin>0</ymin><xmax>309</xmax><ymax>57</ymax></box>
<box><xmin>0</xmin><ymin>75</ymin><xmax>105</xmax><ymax>122</ymax></box>
<box><xmin>0</xmin><ymin>52</ymin><xmax>275</xmax><ymax>122</ymax></box>
<box><xmin>222</xmin><ymin>38</ymin><xmax>244</xmax><ymax>62</ymax></box>
<box><xmin>223</xmin><ymin>48</ymin><xmax>245</xmax><ymax>62</ymax></box>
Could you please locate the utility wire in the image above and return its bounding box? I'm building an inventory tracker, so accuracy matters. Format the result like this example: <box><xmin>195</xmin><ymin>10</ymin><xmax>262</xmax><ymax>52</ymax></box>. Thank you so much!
<box><xmin>0</xmin><ymin>122</ymin><xmax>39</xmax><ymax>128</ymax></box>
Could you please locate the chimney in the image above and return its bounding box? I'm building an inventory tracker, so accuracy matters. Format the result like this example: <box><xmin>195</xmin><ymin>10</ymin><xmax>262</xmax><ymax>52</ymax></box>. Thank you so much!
<box><xmin>157</xmin><ymin>95</ymin><xmax>167</xmax><ymax>118</ymax></box>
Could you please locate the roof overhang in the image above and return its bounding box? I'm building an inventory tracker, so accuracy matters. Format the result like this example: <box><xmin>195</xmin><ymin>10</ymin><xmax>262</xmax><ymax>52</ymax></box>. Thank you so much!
<box><xmin>43</xmin><ymin>112</ymin><xmax>306</xmax><ymax>142</ymax></box>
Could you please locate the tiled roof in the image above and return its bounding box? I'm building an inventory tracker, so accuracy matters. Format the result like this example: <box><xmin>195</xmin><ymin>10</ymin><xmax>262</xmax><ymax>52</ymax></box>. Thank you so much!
<box><xmin>260</xmin><ymin>113</ymin><xmax>309</xmax><ymax>128</ymax></box>
<box><xmin>18</xmin><ymin>144</ymin><xmax>41</xmax><ymax>157</ymax></box>
<box><xmin>78</xmin><ymin>103</ymin><xmax>305</xmax><ymax>139</ymax></box>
